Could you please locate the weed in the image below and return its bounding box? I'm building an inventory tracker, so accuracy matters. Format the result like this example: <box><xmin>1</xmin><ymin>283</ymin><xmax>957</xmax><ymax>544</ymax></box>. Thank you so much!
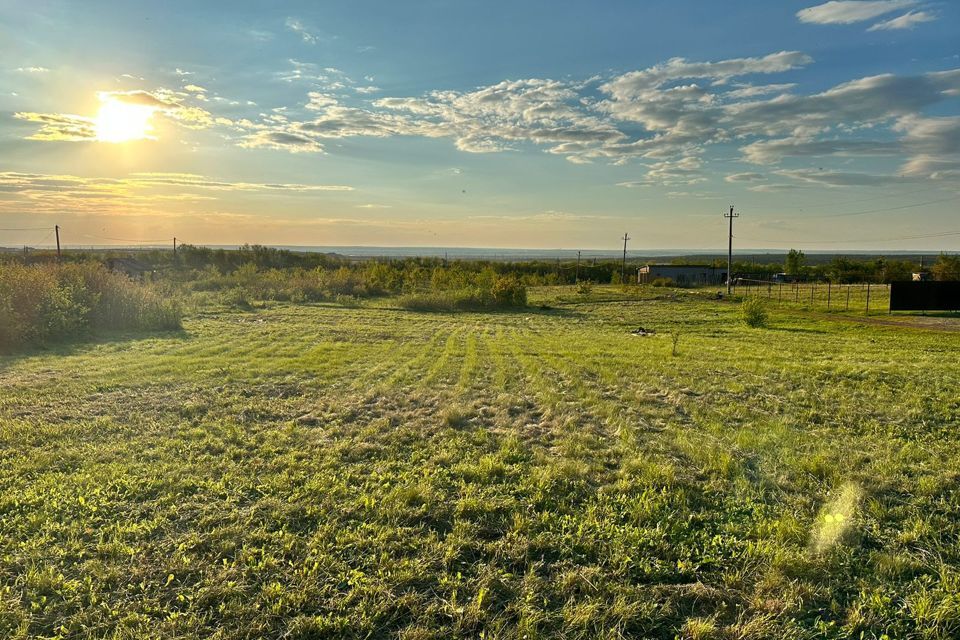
<box><xmin>740</xmin><ymin>297</ymin><xmax>768</xmax><ymax>328</ymax></box>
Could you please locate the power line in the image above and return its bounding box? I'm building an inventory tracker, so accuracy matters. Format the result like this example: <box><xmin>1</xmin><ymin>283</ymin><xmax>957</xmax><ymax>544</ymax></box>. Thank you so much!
<box><xmin>79</xmin><ymin>233</ymin><xmax>173</xmax><ymax>244</ymax></box>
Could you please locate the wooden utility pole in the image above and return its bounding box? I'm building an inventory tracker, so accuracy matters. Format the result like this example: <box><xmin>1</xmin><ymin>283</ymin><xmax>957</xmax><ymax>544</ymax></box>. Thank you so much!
<box><xmin>55</xmin><ymin>225</ymin><xmax>61</xmax><ymax>261</ymax></box>
<box><xmin>621</xmin><ymin>233</ymin><xmax>630</xmax><ymax>284</ymax></box>
<box><xmin>724</xmin><ymin>205</ymin><xmax>738</xmax><ymax>294</ymax></box>
<box><xmin>576</xmin><ymin>250</ymin><xmax>581</xmax><ymax>283</ymax></box>
<box><xmin>173</xmin><ymin>237</ymin><xmax>177</xmax><ymax>258</ymax></box>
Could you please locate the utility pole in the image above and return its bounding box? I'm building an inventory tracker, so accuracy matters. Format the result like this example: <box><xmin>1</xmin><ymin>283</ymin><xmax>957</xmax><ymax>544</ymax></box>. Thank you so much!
<box><xmin>576</xmin><ymin>250</ymin><xmax>581</xmax><ymax>282</ymax></box>
<box><xmin>173</xmin><ymin>236</ymin><xmax>177</xmax><ymax>258</ymax></box>
<box><xmin>724</xmin><ymin>205</ymin><xmax>738</xmax><ymax>294</ymax></box>
<box><xmin>55</xmin><ymin>225</ymin><xmax>61</xmax><ymax>261</ymax></box>
<box><xmin>621</xmin><ymin>233</ymin><xmax>630</xmax><ymax>284</ymax></box>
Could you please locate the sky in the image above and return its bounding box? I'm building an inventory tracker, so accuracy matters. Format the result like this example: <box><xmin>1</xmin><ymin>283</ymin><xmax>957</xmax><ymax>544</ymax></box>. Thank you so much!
<box><xmin>1</xmin><ymin>0</ymin><xmax>959</xmax><ymax>251</ymax></box>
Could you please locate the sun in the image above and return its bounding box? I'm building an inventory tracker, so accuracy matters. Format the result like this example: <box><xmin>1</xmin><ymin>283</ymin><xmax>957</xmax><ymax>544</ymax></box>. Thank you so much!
<box><xmin>94</xmin><ymin>98</ymin><xmax>156</xmax><ymax>143</ymax></box>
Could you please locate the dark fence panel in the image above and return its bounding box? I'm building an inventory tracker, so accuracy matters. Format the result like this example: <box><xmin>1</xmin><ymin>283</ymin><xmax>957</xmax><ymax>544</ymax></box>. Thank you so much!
<box><xmin>890</xmin><ymin>281</ymin><xmax>960</xmax><ymax>311</ymax></box>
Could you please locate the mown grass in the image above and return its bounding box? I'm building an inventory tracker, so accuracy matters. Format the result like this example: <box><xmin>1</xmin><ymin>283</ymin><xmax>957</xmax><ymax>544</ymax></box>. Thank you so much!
<box><xmin>0</xmin><ymin>285</ymin><xmax>958</xmax><ymax>639</ymax></box>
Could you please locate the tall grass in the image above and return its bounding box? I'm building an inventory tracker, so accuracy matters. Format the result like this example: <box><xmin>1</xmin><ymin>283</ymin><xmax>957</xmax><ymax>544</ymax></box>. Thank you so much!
<box><xmin>398</xmin><ymin>275</ymin><xmax>527</xmax><ymax>311</ymax></box>
<box><xmin>0</xmin><ymin>262</ymin><xmax>181</xmax><ymax>351</ymax></box>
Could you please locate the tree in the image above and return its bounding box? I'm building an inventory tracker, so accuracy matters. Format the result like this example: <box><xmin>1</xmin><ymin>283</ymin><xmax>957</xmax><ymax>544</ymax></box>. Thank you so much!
<box><xmin>785</xmin><ymin>249</ymin><xmax>806</xmax><ymax>276</ymax></box>
<box><xmin>932</xmin><ymin>253</ymin><xmax>960</xmax><ymax>281</ymax></box>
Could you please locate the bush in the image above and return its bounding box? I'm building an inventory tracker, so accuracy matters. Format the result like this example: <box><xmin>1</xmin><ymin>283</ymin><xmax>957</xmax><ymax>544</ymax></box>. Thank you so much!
<box><xmin>492</xmin><ymin>276</ymin><xmax>527</xmax><ymax>307</ymax></box>
<box><xmin>0</xmin><ymin>263</ymin><xmax>181</xmax><ymax>352</ymax></box>
<box><xmin>740</xmin><ymin>298</ymin><xmax>768</xmax><ymax>328</ymax></box>
<box><xmin>576</xmin><ymin>281</ymin><xmax>593</xmax><ymax>295</ymax></box>
<box><xmin>651</xmin><ymin>277</ymin><xmax>674</xmax><ymax>287</ymax></box>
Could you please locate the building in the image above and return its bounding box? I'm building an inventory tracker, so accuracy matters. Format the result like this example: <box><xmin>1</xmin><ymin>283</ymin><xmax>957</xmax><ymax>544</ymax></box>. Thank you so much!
<box><xmin>637</xmin><ymin>264</ymin><xmax>726</xmax><ymax>286</ymax></box>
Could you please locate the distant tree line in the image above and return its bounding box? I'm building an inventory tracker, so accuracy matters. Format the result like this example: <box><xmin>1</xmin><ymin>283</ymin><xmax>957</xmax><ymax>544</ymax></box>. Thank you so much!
<box><xmin>4</xmin><ymin>244</ymin><xmax>959</xmax><ymax>285</ymax></box>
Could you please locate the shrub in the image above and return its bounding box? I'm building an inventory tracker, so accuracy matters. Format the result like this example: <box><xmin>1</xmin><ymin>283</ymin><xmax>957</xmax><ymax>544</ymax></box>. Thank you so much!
<box><xmin>740</xmin><ymin>298</ymin><xmax>768</xmax><ymax>328</ymax></box>
<box><xmin>0</xmin><ymin>263</ymin><xmax>181</xmax><ymax>352</ymax></box>
<box><xmin>576</xmin><ymin>281</ymin><xmax>593</xmax><ymax>295</ymax></box>
<box><xmin>651</xmin><ymin>277</ymin><xmax>674</xmax><ymax>287</ymax></box>
<box><xmin>492</xmin><ymin>276</ymin><xmax>527</xmax><ymax>307</ymax></box>
<box><xmin>220</xmin><ymin>287</ymin><xmax>253</xmax><ymax>309</ymax></box>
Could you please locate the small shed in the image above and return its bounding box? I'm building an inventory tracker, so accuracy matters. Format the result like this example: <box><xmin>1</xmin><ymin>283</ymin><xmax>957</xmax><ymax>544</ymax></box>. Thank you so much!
<box><xmin>637</xmin><ymin>264</ymin><xmax>726</xmax><ymax>285</ymax></box>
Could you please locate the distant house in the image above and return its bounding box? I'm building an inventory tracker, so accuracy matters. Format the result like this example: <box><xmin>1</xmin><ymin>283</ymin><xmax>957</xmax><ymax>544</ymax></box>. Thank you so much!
<box><xmin>105</xmin><ymin>257</ymin><xmax>153</xmax><ymax>279</ymax></box>
<box><xmin>637</xmin><ymin>264</ymin><xmax>726</xmax><ymax>285</ymax></box>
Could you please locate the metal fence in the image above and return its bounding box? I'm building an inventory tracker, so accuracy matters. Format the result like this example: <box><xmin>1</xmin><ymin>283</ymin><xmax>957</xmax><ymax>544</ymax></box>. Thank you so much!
<box><xmin>732</xmin><ymin>279</ymin><xmax>891</xmax><ymax>315</ymax></box>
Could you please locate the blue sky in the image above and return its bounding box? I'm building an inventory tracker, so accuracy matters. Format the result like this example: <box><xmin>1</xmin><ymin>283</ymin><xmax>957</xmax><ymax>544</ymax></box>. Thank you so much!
<box><xmin>1</xmin><ymin>0</ymin><xmax>958</xmax><ymax>250</ymax></box>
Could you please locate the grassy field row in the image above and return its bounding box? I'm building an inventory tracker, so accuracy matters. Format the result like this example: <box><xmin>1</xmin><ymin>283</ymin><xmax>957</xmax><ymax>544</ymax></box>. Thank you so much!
<box><xmin>0</xmin><ymin>286</ymin><xmax>958</xmax><ymax>639</ymax></box>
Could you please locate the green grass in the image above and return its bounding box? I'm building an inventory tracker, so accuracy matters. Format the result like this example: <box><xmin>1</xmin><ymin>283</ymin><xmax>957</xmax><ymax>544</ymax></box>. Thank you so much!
<box><xmin>1</xmin><ymin>286</ymin><xmax>958</xmax><ymax>639</ymax></box>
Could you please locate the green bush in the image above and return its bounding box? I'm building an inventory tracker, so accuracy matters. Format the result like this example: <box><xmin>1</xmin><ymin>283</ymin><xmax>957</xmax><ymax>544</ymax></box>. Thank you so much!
<box><xmin>492</xmin><ymin>276</ymin><xmax>527</xmax><ymax>307</ymax></box>
<box><xmin>0</xmin><ymin>263</ymin><xmax>181</xmax><ymax>352</ymax></box>
<box><xmin>576</xmin><ymin>281</ymin><xmax>593</xmax><ymax>295</ymax></box>
<box><xmin>740</xmin><ymin>297</ymin><xmax>768</xmax><ymax>328</ymax></box>
<box><xmin>651</xmin><ymin>277</ymin><xmax>674</xmax><ymax>287</ymax></box>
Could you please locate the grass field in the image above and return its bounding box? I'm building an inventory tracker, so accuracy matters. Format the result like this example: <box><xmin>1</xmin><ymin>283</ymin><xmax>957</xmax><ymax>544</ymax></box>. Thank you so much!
<box><xmin>1</xmin><ymin>286</ymin><xmax>958</xmax><ymax>639</ymax></box>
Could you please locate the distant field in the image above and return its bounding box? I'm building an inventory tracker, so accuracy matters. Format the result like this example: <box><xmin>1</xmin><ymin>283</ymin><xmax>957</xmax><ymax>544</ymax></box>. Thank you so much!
<box><xmin>1</xmin><ymin>286</ymin><xmax>958</xmax><ymax>639</ymax></box>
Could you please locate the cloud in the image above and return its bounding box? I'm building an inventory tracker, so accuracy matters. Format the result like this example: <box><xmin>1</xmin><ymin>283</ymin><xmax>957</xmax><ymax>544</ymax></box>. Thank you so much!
<box><xmin>0</xmin><ymin>171</ymin><xmax>353</xmax><ymax>217</ymax></box>
<box><xmin>98</xmin><ymin>89</ymin><xmax>180</xmax><ymax>109</ymax></box>
<box><xmin>724</xmin><ymin>69</ymin><xmax>960</xmax><ymax>137</ymax></box>
<box><xmin>899</xmin><ymin>156</ymin><xmax>960</xmax><ymax>180</ymax></box>
<box><xmin>774</xmin><ymin>168</ymin><xmax>911</xmax><ymax>186</ymax></box>
<box><xmin>306</xmin><ymin>92</ymin><xmax>338</xmax><ymax>110</ymax></box>
<box><xmin>724</xmin><ymin>83</ymin><xmax>797</xmax><ymax>99</ymax></box>
<box><xmin>747</xmin><ymin>183</ymin><xmax>806</xmax><ymax>193</ymax></box>
<box><xmin>229</xmin><ymin>54</ymin><xmax>960</xmax><ymax>197</ymax></box>
<box><xmin>126</xmin><ymin>173</ymin><xmax>353</xmax><ymax>191</ymax></box>
<box><xmin>741</xmin><ymin>137</ymin><xmax>902</xmax><ymax>163</ymax></box>
<box><xmin>797</xmin><ymin>1</ymin><xmax>917</xmax><ymax>25</ymax></box>
<box><xmin>15</xmin><ymin>66</ymin><xmax>49</xmax><ymax>73</ymax></box>
<box><xmin>239</xmin><ymin>130</ymin><xmax>326</xmax><ymax>152</ymax></box>
<box><xmin>617</xmin><ymin>157</ymin><xmax>706</xmax><ymax>187</ymax></box>
<box><xmin>12</xmin><ymin>112</ymin><xmax>96</xmax><ymax>141</ymax></box>
<box><xmin>16</xmin><ymin>88</ymin><xmax>231</xmax><ymax>142</ymax></box>
<box><xmin>183</xmin><ymin>84</ymin><xmax>207</xmax><ymax>93</ymax></box>
<box><xmin>868</xmin><ymin>10</ymin><xmax>936</xmax><ymax>30</ymax></box>
<box><xmin>725</xmin><ymin>172</ymin><xmax>766</xmax><ymax>182</ymax></box>
<box><xmin>285</xmin><ymin>17</ymin><xmax>323</xmax><ymax>44</ymax></box>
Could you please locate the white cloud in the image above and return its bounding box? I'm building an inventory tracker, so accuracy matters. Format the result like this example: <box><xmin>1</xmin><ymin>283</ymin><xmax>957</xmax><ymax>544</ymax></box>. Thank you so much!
<box><xmin>774</xmin><ymin>168</ymin><xmax>911</xmax><ymax>186</ymax></box>
<box><xmin>285</xmin><ymin>17</ymin><xmax>319</xmax><ymax>44</ymax></box>
<box><xmin>741</xmin><ymin>137</ymin><xmax>902</xmax><ymax>164</ymax></box>
<box><xmin>306</xmin><ymin>92</ymin><xmax>338</xmax><ymax>110</ymax></box>
<box><xmin>724</xmin><ymin>83</ymin><xmax>797</xmax><ymax>99</ymax></box>
<box><xmin>239</xmin><ymin>130</ymin><xmax>326</xmax><ymax>153</ymax></box>
<box><xmin>867</xmin><ymin>10</ymin><xmax>936</xmax><ymax>30</ymax></box>
<box><xmin>725</xmin><ymin>172</ymin><xmax>766</xmax><ymax>182</ymax></box>
<box><xmin>797</xmin><ymin>1</ymin><xmax>917</xmax><ymax>25</ymax></box>
<box><xmin>15</xmin><ymin>66</ymin><xmax>49</xmax><ymax>73</ymax></box>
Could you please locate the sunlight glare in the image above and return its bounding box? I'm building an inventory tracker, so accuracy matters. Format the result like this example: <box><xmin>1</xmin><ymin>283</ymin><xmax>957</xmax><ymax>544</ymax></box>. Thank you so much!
<box><xmin>95</xmin><ymin>98</ymin><xmax>155</xmax><ymax>143</ymax></box>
